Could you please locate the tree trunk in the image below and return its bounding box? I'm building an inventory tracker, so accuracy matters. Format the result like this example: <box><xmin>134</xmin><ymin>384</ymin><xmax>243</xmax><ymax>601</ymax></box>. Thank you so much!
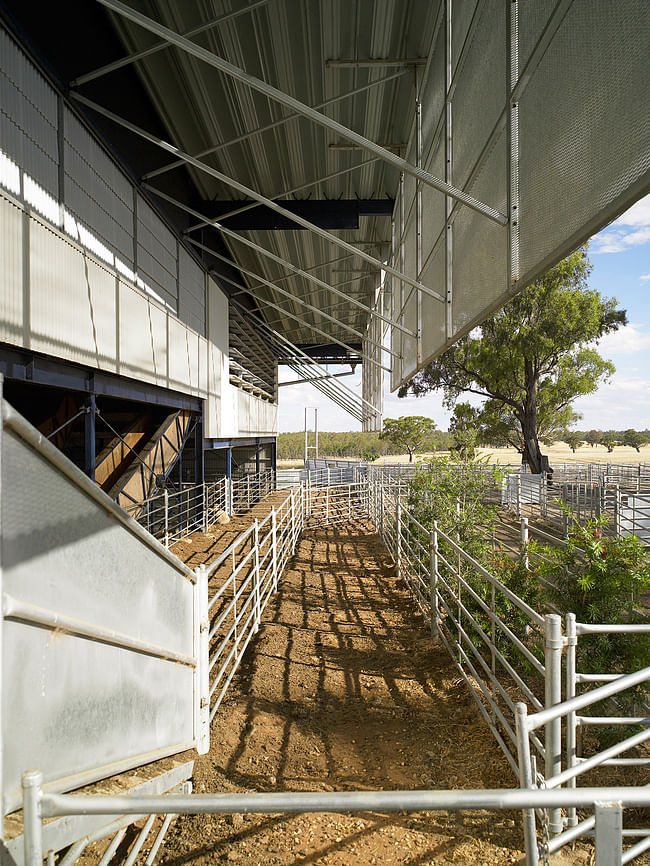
<box><xmin>408</xmin><ymin>449</ymin><xmax>413</xmax><ymax>463</ymax></box>
<box><xmin>520</xmin><ymin>411</ymin><xmax>545</xmax><ymax>474</ymax></box>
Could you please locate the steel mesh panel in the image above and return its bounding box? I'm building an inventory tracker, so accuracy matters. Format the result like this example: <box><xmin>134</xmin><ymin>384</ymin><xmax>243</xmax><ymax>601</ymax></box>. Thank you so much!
<box><xmin>452</xmin><ymin>0</ymin><xmax>506</xmax><ymax>190</ymax></box>
<box><xmin>518</xmin><ymin>0</ymin><xmax>650</xmax><ymax>283</ymax></box>
<box><xmin>0</xmin><ymin>29</ymin><xmax>58</xmax><ymax>198</ymax></box>
<box><xmin>420</xmin><ymin>243</ymin><xmax>446</xmax><ymax>363</ymax></box>
<box><xmin>179</xmin><ymin>246</ymin><xmax>206</xmax><ymax>336</ymax></box>
<box><xmin>421</xmin><ymin>23</ymin><xmax>445</xmax><ymax>148</ymax></box>
<box><xmin>63</xmin><ymin>109</ymin><xmax>134</xmax><ymax>271</ymax></box>
<box><xmin>517</xmin><ymin>0</ymin><xmax>556</xmax><ymax>70</ymax></box>
<box><xmin>452</xmin><ymin>0</ymin><xmax>479</xmax><ymax>73</ymax></box>
<box><xmin>452</xmin><ymin>129</ymin><xmax>508</xmax><ymax>337</ymax></box>
<box><xmin>421</xmin><ymin>138</ymin><xmax>446</xmax><ymax>274</ymax></box>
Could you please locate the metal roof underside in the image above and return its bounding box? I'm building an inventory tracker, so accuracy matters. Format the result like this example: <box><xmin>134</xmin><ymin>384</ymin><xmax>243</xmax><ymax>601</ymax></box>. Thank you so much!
<box><xmin>90</xmin><ymin>0</ymin><xmax>436</xmax><ymax>360</ymax></box>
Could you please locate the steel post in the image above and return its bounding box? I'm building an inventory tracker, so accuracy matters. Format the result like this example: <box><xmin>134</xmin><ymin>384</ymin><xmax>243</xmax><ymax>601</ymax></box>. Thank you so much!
<box><xmin>520</xmin><ymin>517</ymin><xmax>529</xmax><ymax>569</ymax></box>
<box><xmin>164</xmin><ymin>489</ymin><xmax>169</xmax><ymax>548</ymax></box>
<box><xmin>271</xmin><ymin>507</ymin><xmax>278</xmax><ymax>590</ymax></box>
<box><xmin>514</xmin><ymin>704</ymin><xmax>539</xmax><ymax>866</ymax></box>
<box><xmin>22</xmin><ymin>770</ymin><xmax>43</xmax><ymax>866</ymax></box>
<box><xmin>565</xmin><ymin>613</ymin><xmax>578</xmax><ymax>827</ymax></box>
<box><xmin>544</xmin><ymin>614</ymin><xmax>564</xmax><ymax>836</ymax></box>
<box><xmin>429</xmin><ymin>522</ymin><xmax>439</xmax><ymax>638</ymax></box>
<box><xmin>396</xmin><ymin>498</ymin><xmax>402</xmax><ymax>581</ymax></box>
<box><xmin>595</xmin><ymin>801</ymin><xmax>622</xmax><ymax>866</ymax></box>
<box><xmin>253</xmin><ymin>520</ymin><xmax>261</xmax><ymax>632</ymax></box>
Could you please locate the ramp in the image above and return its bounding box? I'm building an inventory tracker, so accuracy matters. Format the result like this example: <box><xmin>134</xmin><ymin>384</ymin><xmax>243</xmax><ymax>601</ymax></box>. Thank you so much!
<box><xmin>1</xmin><ymin>394</ymin><xmax>208</xmax><ymax>815</ymax></box>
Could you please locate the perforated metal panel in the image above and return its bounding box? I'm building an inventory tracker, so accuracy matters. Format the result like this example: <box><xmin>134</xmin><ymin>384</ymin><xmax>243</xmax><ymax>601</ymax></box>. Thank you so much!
<box><xmin>179</xmin><ymin>246</ymin><xmax>206</xmax><ymax>336</ymax></box>
<box><xmin>392</xmin><ymin>0</ymin><xmax>650</xmax><ymax>389</ymax></box>
<box><xmin>136</xmin><ymin>194</ymin><xmax>178</xmax><ymax>309</ymax></box>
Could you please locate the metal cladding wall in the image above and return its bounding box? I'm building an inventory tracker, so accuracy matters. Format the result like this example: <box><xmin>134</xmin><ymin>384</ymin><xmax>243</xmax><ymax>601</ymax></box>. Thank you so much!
<box><xmin>391</xmin><ymin>0</ymin><xmax>650</xmax><ymax>390</ymax></box>
<box><xmin>0</xmin><ymin>24</ymin><xmax>278</xmax><ymax>439</ymax></box>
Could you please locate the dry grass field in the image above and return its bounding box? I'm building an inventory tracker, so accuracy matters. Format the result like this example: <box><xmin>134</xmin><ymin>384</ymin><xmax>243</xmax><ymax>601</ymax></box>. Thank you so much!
<box><xmin>278</xmin><ymin>443</ymin><xmax>650</xmax><ymax>470</ymax></box>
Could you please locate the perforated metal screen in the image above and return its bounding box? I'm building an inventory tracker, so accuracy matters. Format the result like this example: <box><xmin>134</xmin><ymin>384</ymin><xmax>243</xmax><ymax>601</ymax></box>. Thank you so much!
<box><xmin>392</xmin><ymin>0</ymin><xmax>650</xmax><ymax>390</ymax></box>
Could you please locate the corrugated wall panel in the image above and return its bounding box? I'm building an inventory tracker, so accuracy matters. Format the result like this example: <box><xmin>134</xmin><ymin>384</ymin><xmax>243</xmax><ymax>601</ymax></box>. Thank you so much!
<box><xmin>119</xmin><ymin>282</ymin><xmax>167</xmax><ymax>387</ymax></box>
<box><xmin>0</xmin><ymin>195</ymin><xmax>24</xmax><ymax>347</ymax></box>
<box><xmin>0</xmin><ymin>29</ymin><xmax>58</xmax><ymax>198</ymax></box>
<box><xmin>63</xmin><ymin>108</ymin><xmax>134</xmax><ymax>271</ymax></box>
<box><xmin>136</xmin><ymin>195</ymin><xmax>178</xmax><ymax>309</ymax></box>
<box><xmin>178</xmin><ymin>247</ymin><xmax>205</xmax><ymax>336</ymax></box>
<box><xmin>30</xmin><ymin>221</ymin><xmax>118</xmax><ymax>371</ymax></box>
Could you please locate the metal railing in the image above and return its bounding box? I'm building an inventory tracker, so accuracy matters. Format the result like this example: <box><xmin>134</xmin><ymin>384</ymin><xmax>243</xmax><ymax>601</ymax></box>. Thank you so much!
<box><xmin>205</xmin><ymin>485</ymin><xmax>305</xmax><ymax>719</ymax></box>
<box><xmin>125</xmin><ymin>479</ymin><xmax>230</xmax><ymax>547</ymax></box>
<box><xmin>305</xmin><ymin>480</ymin><xmax>370</xmax><ymax>527</ymax></box>
<box><xmin>230</xmin><ymin>470</ymin><xmax>276</xmax><ymax>514</ymax></box>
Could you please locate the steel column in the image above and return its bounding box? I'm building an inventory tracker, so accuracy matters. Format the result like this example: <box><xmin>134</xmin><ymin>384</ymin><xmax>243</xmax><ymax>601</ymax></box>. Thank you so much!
<box><xmin>84</xmin><ymin>394</ymin><xmax>96</xmax><ymax>481</ymax></box>
<box><xmin>544</xmin><ymin>614</ymin><xmax>564</xmax><ymax>836</ymax></box>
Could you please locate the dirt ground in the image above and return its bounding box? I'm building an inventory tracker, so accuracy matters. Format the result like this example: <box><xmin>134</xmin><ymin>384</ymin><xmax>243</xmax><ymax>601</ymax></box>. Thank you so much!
<box><xmin>161</xmin><ymin>519</ymin><xmax>595</xmax><ymax>866</ymax></box>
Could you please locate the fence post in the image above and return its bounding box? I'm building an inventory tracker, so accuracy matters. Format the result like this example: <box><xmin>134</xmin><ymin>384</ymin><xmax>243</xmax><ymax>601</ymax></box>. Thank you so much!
<box><xmin>164</xmin><ymin>489</ymin><xmax>169</xmax><ymax>549</ymax></box>
<box><xmin>516</xmin><ymin>473</ymin><xmax>522</xmax><ymax>517</ymax></box>
<box><xmin>22</xmin><ymin>770</ymin><xmax>43</xmax><ymax>866</ymax></box>
<box><xmin>203</xmin><ymin>482</ymin><xmax>208</xmax><ymax>533</ymax></box>
<box><xmin>520</xmin><ymin>517</ymin><xmax>529</xmax><ymax>569</ymax></box>
<box><xmin>514</xmin><ymin>704</ymin><xmax>539</xmax><ymax>866</ymax></box>
<box><xmin>544</xmin><ymin>613</ymin><xmax>564</xmax><ymax>837</ymax></box>
<box><xmin>615</xmin><ymin>485</ymin><xmax>621</xmax><ymax>537</ymax></box>
<box><xmin>396</xmin><ymin>497</ymin><xmax>402</xmax><ymax>581</ymax></box>
<box><xmin>565</xmin><ymin>613</ymin><xmax>578</xmax><ymax>828</ymax></box>
<box><xmin>253</xmin><ymin>519</ymin><xmax>261</xmax><ymax>632</ymax></box>
<box><xmin>429</xmin><ymin>522</ymin><xmax>439</xmax><ymax>638</ymax></box>
<box><xmin>271</xmin><ymin>507</ymin><xmax>278</xmax><ymax>591</ymax></box>
<box><xmin>290</xmin><ymin>489</ymin><xmax>296</xmax><ymax>553</ymax></box>
<box><xmin>595</xmin><ymin>802</ymin><xmax>623</xmax><ymax>866</ymax></box>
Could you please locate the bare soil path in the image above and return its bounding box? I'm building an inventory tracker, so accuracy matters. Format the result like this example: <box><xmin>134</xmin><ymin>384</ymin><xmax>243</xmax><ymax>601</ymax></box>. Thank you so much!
<box><xmin>160</xmin><ymin>520</ymin><xmax>593</xmax><ymax>866</ymax></box>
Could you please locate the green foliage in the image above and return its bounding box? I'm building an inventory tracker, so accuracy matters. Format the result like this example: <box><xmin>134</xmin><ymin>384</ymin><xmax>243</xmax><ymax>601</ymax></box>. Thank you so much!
<box><xmin>562</xmin><ymin>431</ymin><xmax>584</xmax><ymax>453</ymax></box>
<box><xmin>601</xmin><ymin>432</ymin><xmax>619</xmax><ymax>453</ymax></box>
<box><xmin>622</xmin><ymin>429</ymin><xmax>649</xmax><ymax>452</ymax></box>
<box><xmin>584</xmin><ymin>429</ymin><xmax>602</xmax><ymax>448</ymax></box>
<box><xmin>399</xmin><ymin>248</ymin><xmax>626</xmax><ymax>472</ymax></box>
<box><xmin>276</xmin><ymin>429</ymin><xmax>454</xmax><ymax>461</ymax></box>
<box><xmin>380</xmin><ymin>416</ymin><xmax>437</xmax><ymax>463</ymax></box>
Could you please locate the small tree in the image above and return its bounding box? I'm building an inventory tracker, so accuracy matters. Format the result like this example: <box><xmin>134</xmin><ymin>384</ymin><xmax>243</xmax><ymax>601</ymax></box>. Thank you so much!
<box><xmin>563</xmin><ymin>431</ymin><xmax>584</xmax><ymax>453</ymax></box>
<box><xmin>622</xmin><ymin>429</ymin><xmax>649</xmax><ymax>453</ymax></box>
<box><xmin>380</xmin><ymin>416</ymin><xmax>437</xmax><ymax>463</ymax></box>
<box><xmin>585</xmin><ymin>429</ymin><xmax>602</xmax><ymax>448</ymax></box>
<box><xmin>601</xmin><ymin>432</ymin><xmax>619</xmax><ymax>453</ymax></box>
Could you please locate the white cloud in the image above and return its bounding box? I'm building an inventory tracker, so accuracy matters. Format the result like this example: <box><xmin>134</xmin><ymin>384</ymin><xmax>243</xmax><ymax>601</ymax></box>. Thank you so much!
<box><xmin>591</xmin><ymin>193</ymin><xmax>650</xmax><ymax>254</ymax></box>
<box><xmin>640</xmin><ymin>274</ymin><xmax>650</xmax><ymax>281</ymax></box>
<box><xmin>573</xmin><ymin>374</ymin><xmax>650</xmax><ymax>429</ymax></box>
<box><xmin>596</xmin><ymin>323</ymin><xmax>650</xmax><ymax>356</ymax></box>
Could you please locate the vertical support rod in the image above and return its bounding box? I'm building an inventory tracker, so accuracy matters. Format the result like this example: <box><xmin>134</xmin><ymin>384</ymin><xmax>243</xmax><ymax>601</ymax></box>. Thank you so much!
<box><xmin>415</xmin><ymin>64</ymin><xmax>423</xmax><ymax>366</ymax></box>
<box><xmin>195</xmin><ymin>563</ymin><xmax>210</xmax><ymax>754</ymax></box>
<box><xmin>508</xmin><ymin>0</ymin><xmax>520</xmax><ymax>285</ymax></box>
<box><xmin>444</xmin><ymin>0</ymin><xmax>454</xmax><ymax>340</ymax></box>
<box><xmin>594</xmin><ymin>802</ymin><xmax>623</xmax><ymax>866</ymax></box>
<box><xmin>396</xmin><ymin>498</ymin><xmax>402</xmax><ymax>581</ymax></box>
<box><xmin>195</xmin><ymin>415</ymin><xmax>204</xmax><ymax>528</ymax></box>
<box><xmin>255</xmin><ymin>440</ymin><xmax>260</xmax><ymax>475</ymax></box>
<box><xmin>226</xmin><ymin>448</ymin><xmax>232</xmax><ymax>514</ymax></box>
<box><xmin>22</xmin><ymin>770</ymin><xmax>43</xmax><ymax>866</ymax></box>
<box><xmin>164</xmin><ymin>489</ymin><xmax>169</xmax><ymax>548</ymax></box>
<box><xmin>520</xmin><ymin>517</ymin><xmax>529</xmax><ymax>569</ymax></box>
<box><xmin>253</xmin><ymin>519</ymin><xmax>260</xmax><ymax>632</ymax></box>
<box><xmin>514</xmin><ymin>704</ymin><xmax>538</xmax><ymax>866</ymax></box>
<box><xmin>429</xmin><ymin>522</ymin><xmax>439</xmax><ymax>638</ymax></box>
<box><xmin>544</xmin><ymin>613</ymin><xmax>563</xmax><ymax>836</ymax></box>
<box><xmin>516</xmin><ymin>473</ymin><xmax>522</xmax><ymax>517</ymax></box>
<box><xmin>271</xmin><ymin>507</ymin><xmax>278</xmax><ymax>591</ymax></box>
<box><xmin>565</xmin><ymin>612</ymin><xmax>578</xmax><ymax>827</ymax></box>
<box><xmin>314</xmin><ymin>408</ymin><xmax>319</xmax><ymax>459</ymax></box>
<box><xmin>84</xmin><ymin>394</ymin><xmax>97</xmax><ymax>481</ymax></box>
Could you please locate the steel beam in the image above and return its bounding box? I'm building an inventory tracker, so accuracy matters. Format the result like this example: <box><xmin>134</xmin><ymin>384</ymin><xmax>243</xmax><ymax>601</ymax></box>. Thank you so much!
<box><xmin>95</xmin><ymin>0</ymin><xmax>509</xmax><ymax>227</ymax></box>
<box><xmin>201</xmin><ymin>198</ymin><xmax>394</xmax><ymax>231</ymax></box>
<box><xmin>71</xmin><ymin>1</ymin><xmax>270</xmax><ymax>86</ymax></box>
<box><xmin>325</xmin><ymin>58</ymin><xmax>427</xmax><ymax>68</ymax></box>
<box><xmin>184</xmin><ymin>160</ymin><xmax>383</xmax><ymax>231</ymax></box>
<box><xmin>279</xmin><ymin>371</ymin><xmax>355</xmax><ymax>387</ymax></box>
<box><xmin>143</xmin><ymin>71</ymin><xmax>406</xmax><ymax>181</ymax></box>
<box><xmin>72</xmin><ymin>92</ymin><xmax>444</xmax><ymax>303</ymax></box>
<box><xmin>143</xmin><ymin>184</ymin><xmax>414</xmax><ymax>337</ymax></box>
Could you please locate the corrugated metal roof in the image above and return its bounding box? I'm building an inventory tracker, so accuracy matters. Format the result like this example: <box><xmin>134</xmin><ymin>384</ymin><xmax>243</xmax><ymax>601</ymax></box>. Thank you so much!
<box><xmin>107</xmin><ymin>0</ymin><xmax>439</xmax><ymax>352</ymax></box>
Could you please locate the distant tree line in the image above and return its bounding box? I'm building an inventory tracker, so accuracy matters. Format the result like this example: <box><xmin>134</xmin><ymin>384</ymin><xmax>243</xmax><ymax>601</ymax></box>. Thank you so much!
<box><xmin>277</xmin><ymin>427</ymin><xmax>650</xmax><ymax>461</ymax></box>
<box><xmin>277</xmin><ymin>429</ymin><xmax>455</xmax><ymax>460</ymax></box>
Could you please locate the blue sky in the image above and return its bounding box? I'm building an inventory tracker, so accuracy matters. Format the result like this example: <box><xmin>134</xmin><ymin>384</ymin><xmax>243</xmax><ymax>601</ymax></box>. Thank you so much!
<box><xmin>278</xmin><ymin>193</ymin><xmax>650</xmax><ymax>433</ymax></box>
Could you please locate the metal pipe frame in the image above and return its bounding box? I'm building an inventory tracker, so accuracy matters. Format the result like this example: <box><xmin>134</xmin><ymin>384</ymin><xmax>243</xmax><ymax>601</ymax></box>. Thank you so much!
<box><xmin>207</xmin><ymin>261</ymin><xmax>391</xmax><ymax>375</ymax></box>
<box><xmin>187</xmin><ymin>234</ymin><xmax>395</xmax><ymax>358</ymax></box>
<box><xmin>94</xmin><ymin>0</ymin><xmax>509</xmax><ymax>227</ymax></box>
<box><xmin>325</xmin><ymin>58</ymin><xmax>428</xmax><ymax>68</ymax></box>
<box><xmin>70</xmin><ymin>92</ymin><xmax>443</xmax><ymax>305</ymax></box>
<box><xmin>144</xmin><ymin>71</ymin><xmax>407</xmax><ymax>181</ymax></box>
<box><xmin>71</xmin><ymin>1</ymin><xmax>271</xmax><ymax>86</ymax></box>
<box><xmin>226</xmin><ymin>298</ymin><xmax>370</xmax><ymax>420</ymax></box>
<box><xmin>143</xmin><ymin>184</ymin><xmax>412</xmax><ymax>338</ymax></box>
